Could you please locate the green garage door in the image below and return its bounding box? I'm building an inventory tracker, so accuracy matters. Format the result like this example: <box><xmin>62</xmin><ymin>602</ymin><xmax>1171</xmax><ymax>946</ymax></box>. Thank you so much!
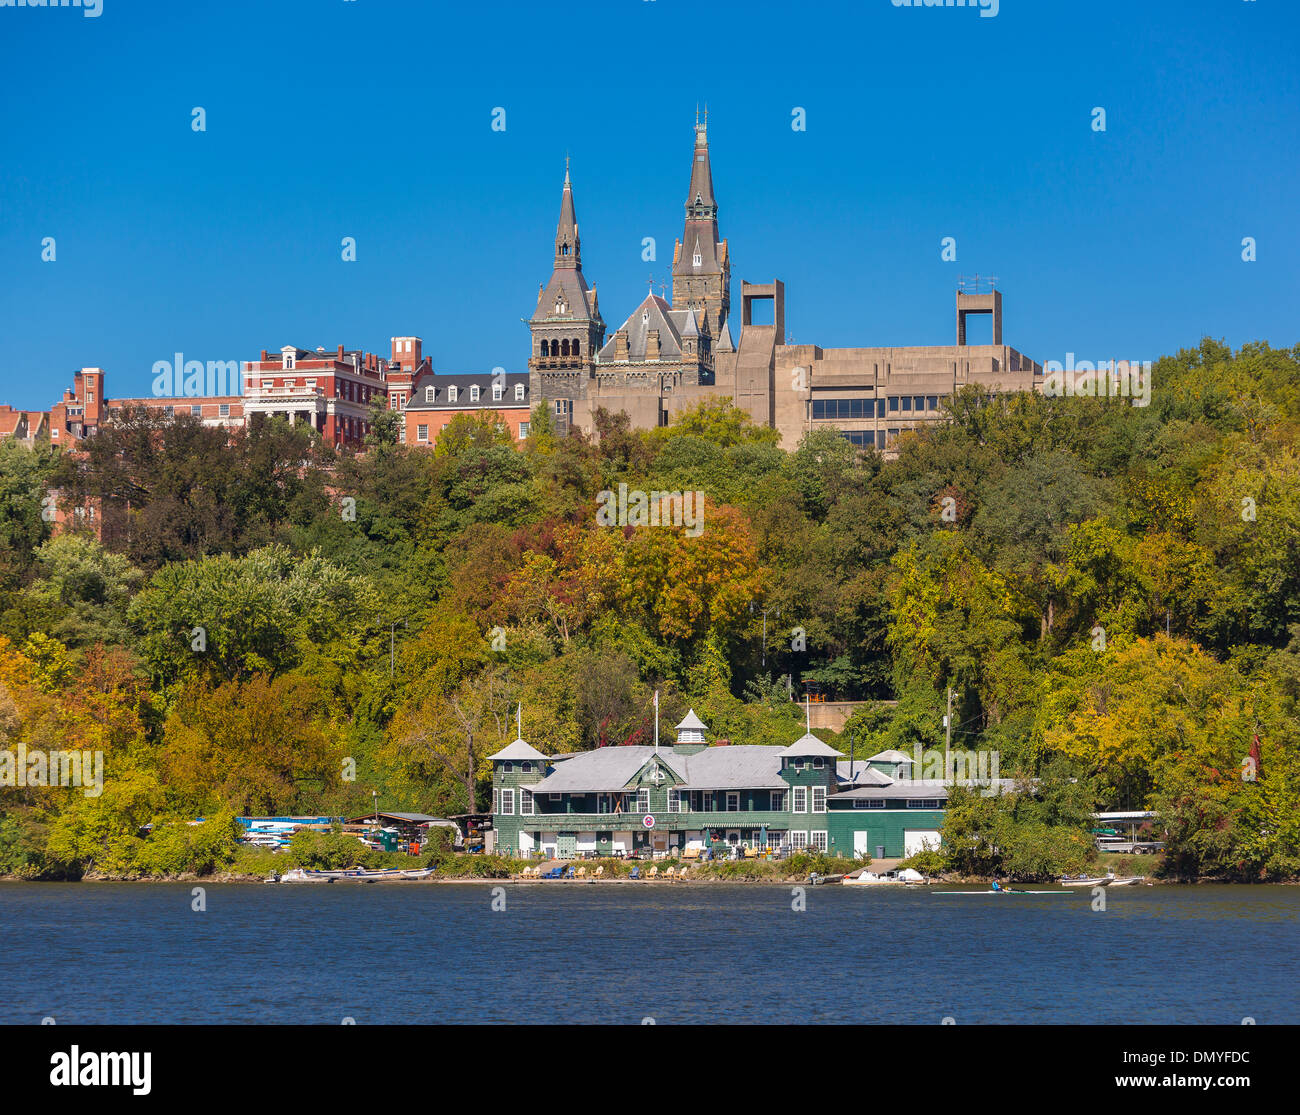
<box><xmin>556</xmin><ymin>833</ymin><xmax>577</xmax><ymax>860</ymax></box>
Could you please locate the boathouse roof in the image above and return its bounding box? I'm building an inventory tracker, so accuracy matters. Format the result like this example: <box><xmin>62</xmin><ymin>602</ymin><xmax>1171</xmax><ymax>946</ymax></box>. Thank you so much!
<box><xmin>491</xmin><ymin>738</ymin><xmax>548</xmax><ymax>762</ymax></box>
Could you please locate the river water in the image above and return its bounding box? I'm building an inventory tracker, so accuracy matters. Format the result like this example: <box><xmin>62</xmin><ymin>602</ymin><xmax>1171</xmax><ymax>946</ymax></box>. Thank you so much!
<box><xmin>1</xmin><ymin>882</ymin><xmax>1294</xmax><ymax>1024</ymax></box>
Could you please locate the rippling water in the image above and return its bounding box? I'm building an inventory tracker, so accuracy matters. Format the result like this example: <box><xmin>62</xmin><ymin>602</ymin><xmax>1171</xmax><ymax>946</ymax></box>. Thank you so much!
<box><xmin>2</xmin><ymin>882</ymin><xmax>1294</xmax><ymax>1024</ymax></box>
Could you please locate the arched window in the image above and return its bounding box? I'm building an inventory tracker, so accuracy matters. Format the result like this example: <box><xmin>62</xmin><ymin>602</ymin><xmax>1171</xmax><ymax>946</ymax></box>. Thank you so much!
<box><xmin>561</xmin><ymin>339</ymin><xmax>570</xmax><ymax>357</ymax></box>
<box><xmin>540</xmin><ymin>340</ymin><xmax>549</xmax><ymax>357</ymax></box>
<box><xmin>571</xmin><ymin>339</ymin><xmax>580</xmax><ymax>358</ymax></box>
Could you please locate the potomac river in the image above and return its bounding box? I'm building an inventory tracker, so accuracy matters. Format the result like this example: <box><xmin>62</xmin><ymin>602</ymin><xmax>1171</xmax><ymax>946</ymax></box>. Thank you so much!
<box><xmin>1</xmin><ymin>882</ymin><xmax>1295</xmax><ymax>1024</ymax></box>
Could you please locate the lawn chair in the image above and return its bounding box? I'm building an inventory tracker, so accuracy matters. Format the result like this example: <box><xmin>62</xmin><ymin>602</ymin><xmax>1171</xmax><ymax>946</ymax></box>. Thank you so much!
<box><xmin>629</xmin><ymin>866</ymin><xmax>640</xmax><ymax>879</ymax></box>
<box><xmin>593</xmin><ymin>865</ymin><xmax>604</xmax><ymax>878</ymax></box>
<box><xmin>647</xmin><ymin>866</ymin><xmax>659</xmax><ymax>879</ymax></box>
<box><xmin>677</xmin><ymin>865</ymin><xmax>689</xmax><ymax>880</ymax></box>
<box><xmin>576</xmin><ymin>866</ymin><xmax>587</xmax><ymax>879</ymax></box>
<box><xmin>663</xmin><ymin>866</ymin><xmax>676</xmax><ymax>879</ymax></box>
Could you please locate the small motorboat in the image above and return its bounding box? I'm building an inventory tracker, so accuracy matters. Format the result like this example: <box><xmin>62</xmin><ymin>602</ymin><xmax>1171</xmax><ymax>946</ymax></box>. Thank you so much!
<box><xmin>270</xmin><ymin>869</ymin><xmax>335</xmax><ymax>884</ymax></box>
<box><xmin>1107</xmin><ymin>876</ymin><xmax>1147</xmax><ymax>886</ymax></box>
<box><xmin>1059</xmin><ymin>872</ymin><xmax>1114</xmax><ymax>887</ymax></box>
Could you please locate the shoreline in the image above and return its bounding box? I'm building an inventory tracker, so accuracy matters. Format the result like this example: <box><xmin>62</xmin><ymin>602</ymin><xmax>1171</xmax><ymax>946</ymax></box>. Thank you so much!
<box><xmin>2</xmin><ymin>872</ymin><xmax>1293</xmax><ymax>886</ymax></box>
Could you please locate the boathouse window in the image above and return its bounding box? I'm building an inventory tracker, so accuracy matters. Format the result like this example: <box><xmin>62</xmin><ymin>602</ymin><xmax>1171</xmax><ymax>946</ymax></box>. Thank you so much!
<box><xmin>637</xmin><ymin>788</ymin><xmax>650</xmax><ymax>813</ymax></box>
<box><xmin>790</xmin><ymin>831</ymin><xmax>808</xmax><ymax>850</ymax></box>
<box><xmin>520</xmin><ymin>791</ymin><xmax>534</xmax><ymax>816</ymax></box>
<box><xmin>501</xmin><ymin>761</ymin><xmax>513</xmax><ymax>773</ymax></box>
<box><xmin>811</xmin><ymin>831</ymin><xmax>828</xmax><ymax>852</ymax></box>
<box><xmin>726</xmin><ymin>792</ymin><xmax>740</xmax><ymax>812</ymax></box>
<box><xmin>770</xmin><ymin>790</ymin><xmax>785</xmax><ymax>812</ymax></box>
<box><xmin>500</xmin><ymin>789</ymin><xmax>515</xmax><ymax>815</ymax></box>
<box><xmin>907</xmin><ymin>798</ymin><xmax>942</xmax><ymax>809</ymax></box>
<box><xmin>792</xmin><ymin>787</ymin><xmax>808</xmax><ymax>813</ymax></box>
<box><xmin>667</xmin><ymin>788</ymin><xmax>681</xmax><ymax>812</ymax></box>
<box><xmin>812</xmin><ymin>787</ymin><xmax>827</xmax><ymax>813</ymax></box>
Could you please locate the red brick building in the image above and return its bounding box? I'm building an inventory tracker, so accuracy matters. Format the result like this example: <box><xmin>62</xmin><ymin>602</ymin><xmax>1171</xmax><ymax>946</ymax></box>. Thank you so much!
<box><xmin>401</xmin><ymin>371</ymin><xmax>532</xmax><ymax>447</ymax></box>
<box><xmin>242</xmin><ymin>344</ymin><xmax>388</xmax><ymax>449</ymax></box>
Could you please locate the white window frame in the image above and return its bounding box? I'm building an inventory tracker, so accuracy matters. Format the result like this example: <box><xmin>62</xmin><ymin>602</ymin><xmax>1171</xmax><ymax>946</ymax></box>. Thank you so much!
<box><xmin>448</xmin><ymin>385</ymin><xmax>458</xmax><ymax>403</ymax></box>
<box><xmin>667</xmin><ymin>788</ymin><xmax>681</xmax><ymax>812</ymax></box>
<box><xmin>770</xmin><ymin>790</ymin><xmax>785</xmax><ymax>812</ymax></box>
<box><xmin>811</xmin><ymin>831</ymin><xmax>828</xmax><ymax>852</ymax></box>
<box><xmin>500</xmin><ymin>788</ymin><xmax>515</xmax><ymax>816</ymax></box>
<box><xmin>726</xmin><ymin>791</ymin><xmax>740</xmax><ymax>812</ymax></box>
<box><xmin>417</xmin><ymin>424</ymin><xmax>429</xmax><ymax>442</ymax></box>
<box><xmin>637</xmin><ymin>788</ymin><xmax>650</xmax><ymax>814</ymax></box>
<box><xmin>492</xmin><ymin>383</ymin><xmax>503</xmax><ymax>401</ymax></box>
<box><xmin>514</xmin><ymin>383</ymin><xmax>525</xmax><ymax>401</ymax></box>
<box><xmin>470</xmin><ymin>385</ymin><xmax>481</xmax><ymax>402</ymax></box>
<box><xmin>425</xmin><ymin>386</ymin><xmax>435</xmax><ymax>402</ymax></box>
<box><xmin>792</xmin><ymin>786</ymin><xmax>808</xmax><ymax>813</ymax></box>
<box><xmin>790</xmin><ymin>831</ymin><xmax>808</xmax><ymax>851</ymax></box>
<box><xmin>520</xmin><ymin>790</ymin><xmax>534</xmax><ymax>816</ymax></box>
<box><xmin>812</xmin><ymin>786</ymin><xmax>827</xmax><ymax>813</ymax></box>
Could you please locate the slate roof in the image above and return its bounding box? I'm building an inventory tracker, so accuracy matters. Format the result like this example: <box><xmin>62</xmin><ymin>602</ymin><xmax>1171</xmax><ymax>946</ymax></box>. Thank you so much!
<box><xmin>491</xmin><ymin>738</ymin><xmax>547</xmax><ymax>762</ymax></box>
<box><xmin>835</xmin><ymin>763</ymin><xmax>895</xmax><ymax>787</ymax></box>
<box><xmin>597</xmin><ymin>294</ymin><xmax>705</xmax><ymax>364</ymax></box>
<box><xmin>865</xmin><ymin>749</ymin><xmax>915</xmax><ymax>765</ymax></box>
<box><xmin>403</xmin><ymin>372</ymin><xmax>530</xmax><ymax>411</ymax></box>
<box><xmin>777</xmin><ymin>733</ymin><xmax>844</xmax><ymax>759</ymax></box>
<box><xmin>676</xmin><ymin>709</ymin><xmax>708</xmax><ymax>732</ymax></box>
<box><xmin>523</xmin><ymin>745</ymin><xmax>790</xmax><ymax>793</ymax></box>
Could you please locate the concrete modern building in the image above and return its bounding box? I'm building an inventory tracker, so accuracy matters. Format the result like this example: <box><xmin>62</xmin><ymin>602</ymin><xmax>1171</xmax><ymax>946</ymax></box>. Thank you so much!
<box><xmin>489</xmin><ymin>710</ymin><xmax>951</xmax><ymax>861</ymax></box>
<box><xmin>527</xmin><ymin>118</ymin><xmax>1044</xmax><ymax>453</ymax></box>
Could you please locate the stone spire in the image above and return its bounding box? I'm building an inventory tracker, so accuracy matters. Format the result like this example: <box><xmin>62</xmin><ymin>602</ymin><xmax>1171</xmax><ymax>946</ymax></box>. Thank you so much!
<box><xmin>554</xmin><ymin>158</ymin><xmax>581</xmax><ymax>270</ymax></box>
<box><xmin>672</xmin><ymin>114</ymin><xmax>730</xmax><ymax>341</ymax></box>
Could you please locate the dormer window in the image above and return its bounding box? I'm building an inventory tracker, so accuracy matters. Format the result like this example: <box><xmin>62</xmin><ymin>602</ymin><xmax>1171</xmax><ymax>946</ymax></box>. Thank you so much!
<box><xmin>514</xmin><ymin>383</ymin><xmax>525</xmax><ymax>401</ymax></box>
<box><xmin>642</xmin><ymin>310</ymin><xmax>649</xmax><ymax>324</ymax></box>
<box><xmin>555</xmin><ymin>297</ymin><xmax>568</xmax><ymax>314</ymax></box>
<box><xmin>470</xmin><ymin>385</ymin><xmax>481</xmax><ymax>402</ymax></box>
<box><xmin>492</xmin><ymin>383</ymin><xmax>503</xmax><ymax>401</ymax></box>
<box><xmin>425</xmin><ymin>386</ymin><xmax>435</xmax><ymax>402</ymax></box>
<box><xmin>448</xmin><ymin>385</ymin><xmax>458</xmax><ymax>403</ymax></box>
<box><xmin>283</xmin><ymin>353</ymin><xmax>295</xmax><ymax>370</ymax></box>
<box><xmin>693</xmin><ymin>249</ymin><xmax>702</xmax><ymax>267</ymax></box>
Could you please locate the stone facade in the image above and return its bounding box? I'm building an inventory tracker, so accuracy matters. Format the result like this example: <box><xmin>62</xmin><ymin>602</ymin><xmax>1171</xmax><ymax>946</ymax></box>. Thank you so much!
<box><xmin>527</xmin><ymin>119</ymin><xmax>1044</xmax><ymax>453</ymax></box>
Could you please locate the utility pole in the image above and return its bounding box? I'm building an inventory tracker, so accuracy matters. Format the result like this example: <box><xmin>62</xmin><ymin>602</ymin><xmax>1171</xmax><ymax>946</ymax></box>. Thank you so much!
<box><xmin>945</xmin><ymin>686</ymin><xmax>953</xmax><ymax>767</ymax></box>
<box><xmin>389</xmin><ymin>618</ymin><xmax>407</xmax><ymax>677</ymax></box>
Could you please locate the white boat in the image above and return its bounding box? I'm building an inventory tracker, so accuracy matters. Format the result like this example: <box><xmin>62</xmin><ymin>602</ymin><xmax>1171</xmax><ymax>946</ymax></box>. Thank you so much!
<box><xmin>1107</xmin><ymin>876</ymin><xmax>1147</xmax><ymax>886</ymax></box>
<box><xmin>270</xmin><ymin>869</ymin><xmax>335</xmax><ymax>884</ymax></box>
<box><xmin>1059</xmin><ymin>872</ymin><xmax>1114</xmax><ymax>887</ymax></box>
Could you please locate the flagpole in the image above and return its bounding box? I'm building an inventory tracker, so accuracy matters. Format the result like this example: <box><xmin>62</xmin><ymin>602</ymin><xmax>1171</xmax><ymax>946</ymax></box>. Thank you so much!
<box><xmin>653</xmin><ymin>690</ymin><xmax>659</xmax><ymax>753</ymax></box>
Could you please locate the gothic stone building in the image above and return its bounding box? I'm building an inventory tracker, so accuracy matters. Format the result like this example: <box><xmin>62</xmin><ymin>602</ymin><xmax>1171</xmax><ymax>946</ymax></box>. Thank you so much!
<box><xmin>528</xmin><ymin>119</ymin><xmax>1043</xmax><ymax>452</ymax></box>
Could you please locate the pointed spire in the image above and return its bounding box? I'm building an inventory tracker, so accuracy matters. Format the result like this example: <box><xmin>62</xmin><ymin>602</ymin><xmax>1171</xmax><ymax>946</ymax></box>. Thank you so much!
<box><xmin>555</xmin><ymin>162</ymin><xmax>580</xmax><ymax>269</ymax></box>
<box><xmin>686</xmin><ymin>116</ymin><xmax>717</xmax><ymax>215</ymax></box>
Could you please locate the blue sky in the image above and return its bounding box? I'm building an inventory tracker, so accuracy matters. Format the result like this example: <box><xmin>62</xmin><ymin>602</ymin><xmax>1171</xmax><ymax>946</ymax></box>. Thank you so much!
<box><xmin>1</xmin><ymin>0</ymin><xmax>1297</xmax><ymax>408</ymax></box>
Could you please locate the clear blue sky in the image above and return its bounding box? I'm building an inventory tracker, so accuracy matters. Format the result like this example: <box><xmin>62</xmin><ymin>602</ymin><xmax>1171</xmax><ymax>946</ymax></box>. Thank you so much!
<box><xmin>1</xmin><ymin>0</ymin><xmax>1297</xmax><ymax>409</ymax></box>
